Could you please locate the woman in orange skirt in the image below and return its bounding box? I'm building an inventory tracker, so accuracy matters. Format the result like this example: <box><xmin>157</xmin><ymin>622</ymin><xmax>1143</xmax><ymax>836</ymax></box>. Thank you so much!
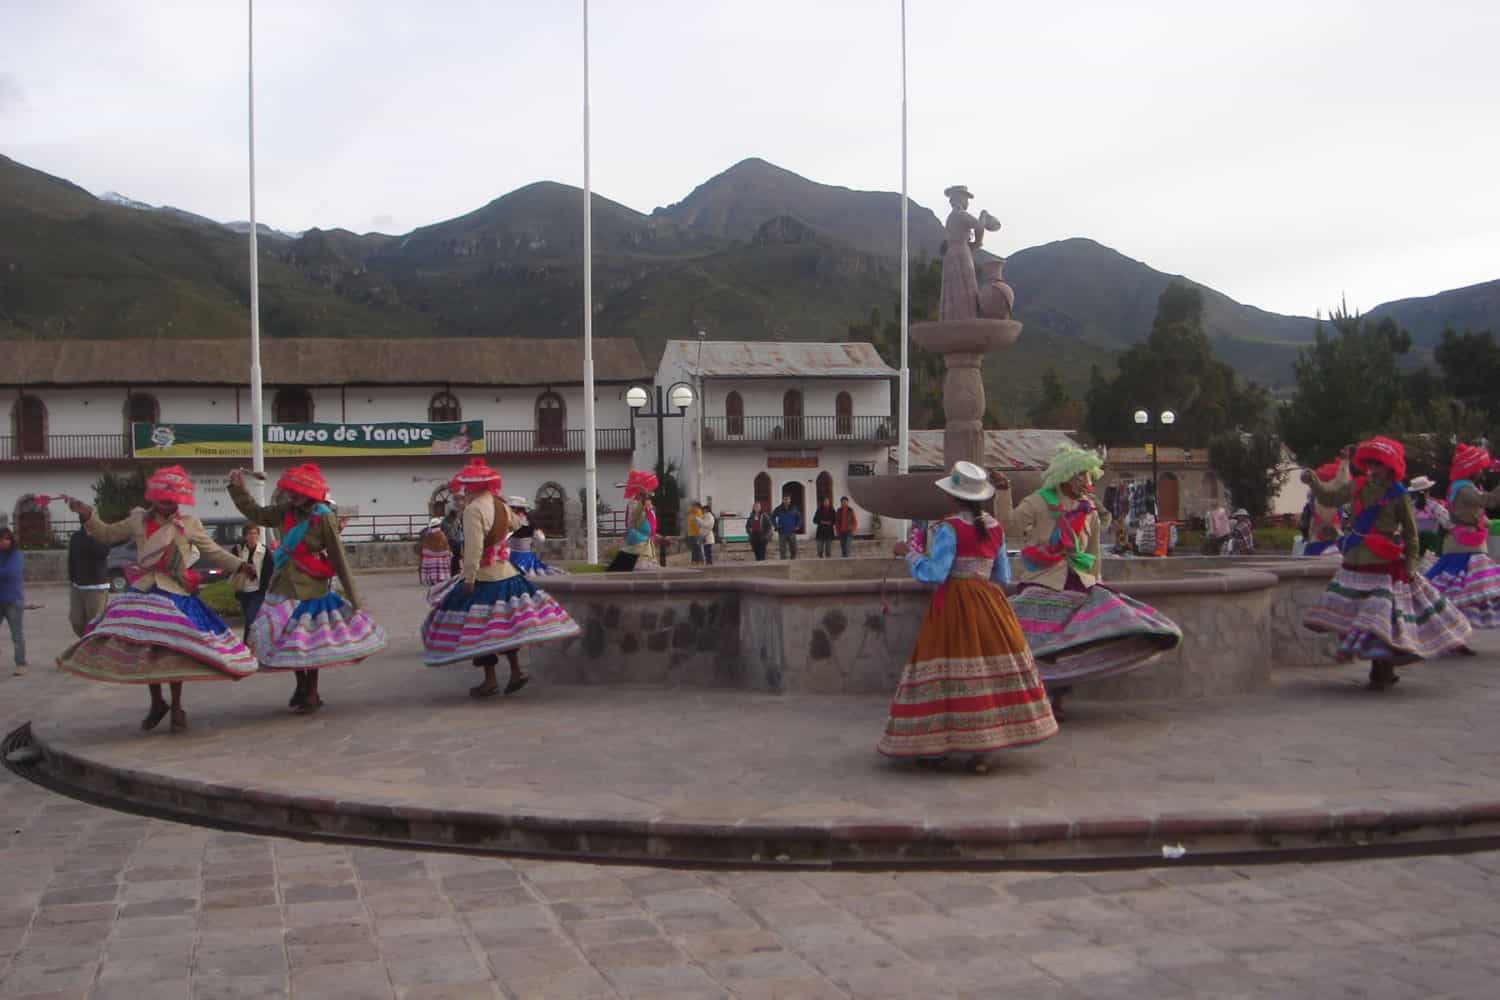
<box><xmin>877</xmin><ymin>461</ymin><xmax>1058</xmax><ymax>772</ymax></box>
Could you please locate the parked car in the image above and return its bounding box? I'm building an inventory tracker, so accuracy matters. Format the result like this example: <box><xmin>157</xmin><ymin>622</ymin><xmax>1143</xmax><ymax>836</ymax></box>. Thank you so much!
<box><xmin>105</xmin><ymin>518</ymin><xmax>275</xmax><ymax>593</ymax></box>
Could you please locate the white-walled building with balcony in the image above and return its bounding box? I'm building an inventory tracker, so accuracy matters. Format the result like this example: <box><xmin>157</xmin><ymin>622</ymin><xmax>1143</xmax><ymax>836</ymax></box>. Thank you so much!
<box><xmin>3</xmin><ymin>337</ymin><xmax>647</xmax><ymax>545</ymax></box>
<box><xmin>641</xmin><ymin>340</ymin><xmax>899</xmax><ymax>537</ymax></box>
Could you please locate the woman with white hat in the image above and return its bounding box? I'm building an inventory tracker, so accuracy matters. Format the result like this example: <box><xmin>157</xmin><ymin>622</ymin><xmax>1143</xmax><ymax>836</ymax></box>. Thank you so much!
<box><xmin>877</xmin><ymin>461</ymin><xmax>1058</xmax><ymax>772</ymax></box>
<box><xmin>1008</xmin><ymin>446</ymin><xmax>1182</xmax><ymax>721</ymax></box>
<box><xmin>417</xmin><ymin>516</ymin><xmax>452</xmax><ymax>586</ymax></box>
<box><xmin>505</xmin><ymin>497</ymin><xmax>565</xmax><ymax>577</ymax></box>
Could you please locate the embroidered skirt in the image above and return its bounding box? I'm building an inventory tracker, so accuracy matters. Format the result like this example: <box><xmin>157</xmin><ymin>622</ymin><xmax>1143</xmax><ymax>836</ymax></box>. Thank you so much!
<box><xmin>1304</xmin><ymin>565</ymin><xmax>1472</xmax><ymax>663</ymax></box>
<box><xmin>1303</xmin><ymin>540</ymin><xmax>1340</xmax><ymax>557</ymax></box>
<box><xmin>419</xmin><ymin>550</ymin><xmax>451</xmax><ymax>586</ymax></box>
<box><xmin>421</xmin><ymin>574</ymin><xmax>580</xmax><ymax>666</ymax></box>
<box><xmin>57</xmin><ymin>588</ymin><xmax>258</xmax><ymax>684</ymax></box>
<box><xmin>877</xmin><ymin>577</ymin><xmax>1058</xmax><ymax>758</ymax></box>
<box><xmin>508</xmin><ymin>550</ymin><xmax>566</xmax><ymax>578</ymax></box>
<box><xmin>248</xmin><ymin>592</ymin><xmax>388</xmax><ymax>671</ymax></box>
<box><xmin>1011</xmin><ymin>582</ymin><xmax>1183</xmax><ymax>686</ymax></box>
<box><xmin>1425</xmin><ymin>552</ymin><xmax>1500</xmax><ymax>629</ymax></box>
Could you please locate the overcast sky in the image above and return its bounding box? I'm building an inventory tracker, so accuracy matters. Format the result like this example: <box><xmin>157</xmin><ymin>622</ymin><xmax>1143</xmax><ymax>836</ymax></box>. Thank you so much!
<box><xmin>3</xmin><ymin>0</ymin><xmax>1497</xmax><ymax>317</ymax></box>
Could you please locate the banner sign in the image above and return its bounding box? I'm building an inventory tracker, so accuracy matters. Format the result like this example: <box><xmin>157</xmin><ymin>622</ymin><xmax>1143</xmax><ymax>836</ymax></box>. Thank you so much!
<box><xmin>131</xmin><ymin>421</ymin><xmax>485</xmax><ymax>459</ymax></box>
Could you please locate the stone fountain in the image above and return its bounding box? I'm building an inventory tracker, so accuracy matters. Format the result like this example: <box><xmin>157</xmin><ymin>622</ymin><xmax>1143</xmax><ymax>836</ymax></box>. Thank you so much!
<box><xmin>847</xmin><ymin>184</ymin><xmax>1027</xmax><ymax>519</ymax></box>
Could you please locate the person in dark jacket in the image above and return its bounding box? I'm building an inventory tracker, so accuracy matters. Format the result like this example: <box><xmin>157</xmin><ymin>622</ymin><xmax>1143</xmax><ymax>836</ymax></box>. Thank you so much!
<box><xmin>835</xmin><ymin>496</ymin><xmax>860</xmax><ymax>557</ymax></box>
<box><xmin>772</xmin><ymin>494</ymin><xmax>803</xmax><ymax>559</ymax></box>
<box><xmin>68</xmin><ymin>527</ymin><xmax>113</xmax><ymax>638</ymax></box>
<box><xmin>813</xmin><ymin>498</ymin><xmax>837</xmax><ymax>558</ymax></box>
<box><xmin>745</xmin><ymin>502</ymin><xmax>772</xmax><ymax>561</ymax></box>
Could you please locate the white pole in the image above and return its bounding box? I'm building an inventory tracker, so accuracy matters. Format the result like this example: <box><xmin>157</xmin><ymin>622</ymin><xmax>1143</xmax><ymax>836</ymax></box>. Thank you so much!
<box><xmin>898</xmin><ymin>0</ymin><xmax>910</xmax><ymax>480</ymax></box>
<box><xmin>247</xmin><ymin>0</ymin><xmax>265</xmax><ymax>497</ymax></box>
<box><xmin>582</xmin><ymin>0</ymin><xmax>600</xmax><ymax>564</ymax></box>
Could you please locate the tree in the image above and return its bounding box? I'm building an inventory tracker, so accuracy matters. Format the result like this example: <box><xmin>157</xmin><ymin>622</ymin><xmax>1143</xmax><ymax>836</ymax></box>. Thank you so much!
<box><xmin>1208</xmin><ymin>431</ymin><xmax>1289</xmax><ymax>519</ymax></box>
<box><xmin>1434</xmin><ymin>328</ymin><xmax>1500</xmax><ymax>419</ymax></box>
<box><xmin>1027</xmin><ymin>369</ymin><xmax>1086</xmax><ymax>428</ymax></box>
<box><xmin>93</xmin><ymin>469</ymin><xmax>147</xmax><ymax>522</ymax></box>
<box><xmin>1278</xmin><ymin>305</ymin><xmax>1412</xmax><ymax>465</ymax></box>
<box><xmin>1085</xmin><ymin>281</ymin><xmax>1269</xmax><ymax>445</ymax></box>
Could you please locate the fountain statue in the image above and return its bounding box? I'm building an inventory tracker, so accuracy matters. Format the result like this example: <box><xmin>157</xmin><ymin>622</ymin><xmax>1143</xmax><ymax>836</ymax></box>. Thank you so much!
<box><xmin>847</xmin><ymin>185</ymin><xmax>1026</xmax><ymax>519</ymax></box>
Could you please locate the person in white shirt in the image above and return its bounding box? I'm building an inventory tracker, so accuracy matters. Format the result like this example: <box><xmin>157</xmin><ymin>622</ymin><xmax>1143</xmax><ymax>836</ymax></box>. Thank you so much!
<box><xmin>230</xmin><ymin>524</ymin><xmax>269</xmax><ymax>641</ymax></box>
<box><xmin>700</xmin><ymin>505</ymin><xmax>717</xmax><ymax>565</ymax></box>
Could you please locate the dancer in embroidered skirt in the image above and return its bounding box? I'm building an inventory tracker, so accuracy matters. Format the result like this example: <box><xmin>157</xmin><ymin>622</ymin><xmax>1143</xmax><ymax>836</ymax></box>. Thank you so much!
<box><xmin>58</xmin><ymin>467</ymin><xmax>259</xmax><ymax>732</ymax></box>
<box><xmin>606</xmin><ymin>470</ymin><xmax>657</xmax><ymax>572</ymax></box>
<box><xmin>1303</xmin><ymin>436</ymin><xmax>1471</xmax><ymax>689</ymax></box>
<box><xmin>1302</xmin><ymin>453</ymin><xmax>1350</xmax><ymax>556</ymax></box>
<box><xmin>230</xmin><ymin>465</ymin><xmax>387</xmax><ymax>713</ymax></box>
<box><xmin>1424</xmin><ymin>443</ymin><xmax>1500</xmax><ymax>633</ymax></box>
<box><xmin>423</xmin><ymin>459</ymin><xmax>580</xmax><ymax>696</ymax></box>
<box><xmin>505</xmin><ymin>498</ymin><xmax>565</xmax><ymax>577</ymax></box>
<box><xmin>1008</xmin><ymin>446</ymin><xmax>1182</xmax><ymax>721</ymax></box>
<box><xmin>418</xmin><ymin>517</ymin><xmax>452</xmax><ymax>586</ymax></box>
<box><xmin>877</xmin><ymin>462</ymin><xmax>1057</xmax><ymax>772</ymax></box>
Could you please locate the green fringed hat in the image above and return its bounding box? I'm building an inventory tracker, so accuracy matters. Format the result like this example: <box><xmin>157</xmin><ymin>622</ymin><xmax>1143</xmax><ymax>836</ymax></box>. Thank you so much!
<box><xmin>1042</xmin><ymin>445</ymin><xmax>1104</xmax><ymax>490</ymax></box>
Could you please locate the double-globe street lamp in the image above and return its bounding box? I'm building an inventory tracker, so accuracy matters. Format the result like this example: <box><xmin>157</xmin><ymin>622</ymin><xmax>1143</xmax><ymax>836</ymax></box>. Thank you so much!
<box><xmin>626</xmin><ymin>382</ymin><xmax>697</xmax><ymax>480</ymax></box>
<box><xmin>1132</xmin><ymin>407</ymin><xmax>1177</xmax><ymax>515</ymax></box>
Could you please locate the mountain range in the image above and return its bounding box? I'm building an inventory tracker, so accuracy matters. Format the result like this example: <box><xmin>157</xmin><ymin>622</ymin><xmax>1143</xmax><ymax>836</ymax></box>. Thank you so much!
<box><xmin>3</xmin><ymin>152</ymin><xmax>1495</xmax><ymax>423</ymax></box>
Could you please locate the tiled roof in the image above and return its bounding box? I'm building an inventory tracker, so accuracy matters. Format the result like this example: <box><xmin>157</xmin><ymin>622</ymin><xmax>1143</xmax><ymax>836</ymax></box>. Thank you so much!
<box><xmin>661</xmin><ymin>340</ymin><xmax>897</xmax><ymax>379</ymax></box>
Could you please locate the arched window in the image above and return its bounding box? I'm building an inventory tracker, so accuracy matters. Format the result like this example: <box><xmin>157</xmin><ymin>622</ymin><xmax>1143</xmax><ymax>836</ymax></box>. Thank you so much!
<box><xmin>273</xmin><ymin>387</ymin><xmax>313</xmax><ymax>423</ymax></box>
<box><xmin>535</xmin><ymin>481</ymin><xmax>567</xmax><ymax>537</ymax></box>
<box><xmin>536</xmin><ymin>391</ymin><xmax>566</xmax><ymax>449</ymax></box>
<box><xmin>125</xmin><ymin>393</ymin><xmax>159</xmax><ymax>432</ymax></box>
<box><xmin>725</xmin><ymin>391</ymin><xmax>744</xmax><ymax>437</ymax></box>
<box><xmin>835</xmin><ymin>391</ymin><xmax>853</xmax><ymax>436</ymax></box>
<box><xmin>754</xmin><ymin>472</ymin><xmax>772</xmax><ymax>509</ymax></box>
<box><xmin>12</xmin><ymin>395</ymin><xmax>47</xmax><ymax>455</ymax></box>
<box><xmin>782</xmin><ymin>388</ymin><xmax>804</xmax><ymax>439</ymax></box>
<box><xmin>429</xmin><ymin>391</ymin><xmax>461</xmax><ymax>422</ymax></box>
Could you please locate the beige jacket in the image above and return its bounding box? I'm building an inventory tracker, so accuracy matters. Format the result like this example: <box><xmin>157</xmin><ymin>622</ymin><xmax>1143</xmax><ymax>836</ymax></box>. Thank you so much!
<box><xmin>1443</xmin><ymin>482</ymin><xmax>1500</xmax><ymax>555</ymax></box>
<box><xmin>462</xmin><ymin>492</ymin><xmax>518</xmax><ymax>585</ymax></box>
<box><xmin>229</xmin><ymin>482</ymin><xmax>363</xmax><ymax>609</ymax></box>
<box><xmin>85</xmin><ymin>509</ymin><xmax>242</xmax><ymax>596</ymax></box>
<box><xmin>1007</xmin><ymin>490</ymin><xmax>1107</xmax><ymax>590</ymax></box>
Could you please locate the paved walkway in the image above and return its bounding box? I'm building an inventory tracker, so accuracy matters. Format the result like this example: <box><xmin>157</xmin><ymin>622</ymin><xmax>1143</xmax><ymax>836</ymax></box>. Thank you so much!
<box><xmin>5</xmin><ymin>582</ymin><xmax>1500</xmax><ymax>996</ymax></box>
<box><xmin>18</xmin><ymin>577</ymin><xmax>1500</xmax><ymax>851</ymax></box>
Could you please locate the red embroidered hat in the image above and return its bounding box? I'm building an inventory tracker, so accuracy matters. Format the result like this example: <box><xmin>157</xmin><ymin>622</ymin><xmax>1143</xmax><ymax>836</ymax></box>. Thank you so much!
<box><xmin>1353</xmin><ymin>436</ymin><xmax>1406</xmax><ymax>482</ymax></box>
<box><xmin>144</xmin><ymin>465</ymin><xmax>195</xmax><ymax>506</ymax></box>
<box><xmin>1450</xmin><ymin>443</ymin><xmax>1493</xmax><ymax>483</ymax></box>
<box><xmin>620</xmin><ymin>469</ymin><xmax>658</xmax><ymax>499</ymax></box>
<box><xmin>453</xmin><ymin>458</ymin><xmax>502</xmax><ymax>494</ymax></box>
<box><xmin>1315</xmin><ymin>461</ymin><xmax>1342</xmax><ymax>483</ymax></box>
<box><xmin>277</xmin><ymin>463</ymin><xmax>330</xmax><ymax>502</ymax></box>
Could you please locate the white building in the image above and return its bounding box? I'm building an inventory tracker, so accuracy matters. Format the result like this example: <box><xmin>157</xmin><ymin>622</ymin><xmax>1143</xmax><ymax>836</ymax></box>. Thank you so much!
<box><xmin>645</xmin><ymin>340</ymin><xmax>899</xmax><ymax>537</ymax></box>
<box><xmin>3</xmin><ymin>337</ymin><xmax>647</xmax><ymax>545</ymax></box>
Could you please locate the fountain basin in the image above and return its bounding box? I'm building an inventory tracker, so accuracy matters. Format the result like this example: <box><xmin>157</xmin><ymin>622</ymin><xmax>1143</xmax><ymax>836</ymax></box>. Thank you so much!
<box><xmin>911</xmin><ymin>318</ymin><xmax>1023</xmax><ymax>354</ymax></box>
<box><xmin>846</xmin><ymin>473</ymin><xmax>1046</xmax><ymax>521</ymax></box>
<box><xmin>534</xmin><ymin>557</ymin><xmax>1284</xmax><ymax>700</ymax></box>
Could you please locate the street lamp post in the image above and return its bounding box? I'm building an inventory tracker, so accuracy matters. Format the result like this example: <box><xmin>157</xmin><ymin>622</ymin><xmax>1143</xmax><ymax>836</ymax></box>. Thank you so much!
<box><xmin>1132</xmin><ymin>408</ymin><xmax>1178</xmax><ymax>513</ymax></box>
<box><xmin>626</xmin><ymin>382</ymin><xmax>696</xmax><ymax>479</ymax></box>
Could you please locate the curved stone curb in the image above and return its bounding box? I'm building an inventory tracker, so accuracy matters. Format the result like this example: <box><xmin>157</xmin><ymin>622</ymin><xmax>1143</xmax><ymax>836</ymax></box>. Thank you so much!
<box><xmin>18</xmin><ymin>724</ymin><xmax>1500</xmax><ymax>870</ymax></box>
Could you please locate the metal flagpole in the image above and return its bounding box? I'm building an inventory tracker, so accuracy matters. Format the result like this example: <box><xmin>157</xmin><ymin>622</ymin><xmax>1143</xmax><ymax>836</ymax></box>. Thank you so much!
<box><xmin>898</xmin><ymin>0</ymin><xmax>910</xmax><ymax>480</ymax></box>
<box><xmin>247</xmin><ymin>0</ymin><xmax>265</xmax><ymax>498</ymax></box>
<box><xmin>582</xmin><ymin>0</ymin><xmax>600</xmax><ymax>564</ymax></box>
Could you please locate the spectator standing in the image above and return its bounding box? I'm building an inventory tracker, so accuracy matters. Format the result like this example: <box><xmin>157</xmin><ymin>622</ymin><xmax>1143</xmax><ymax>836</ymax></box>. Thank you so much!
<box><xmin>700</xmin><ymin>504</ymin><xmax>717</xmax><ymax>565</ymax></box>
<box><xmin>686</xmin><ymin>501</ymin><xmax>706</xmax><ymax>564</ymax></box>
<box><xmin>813</xmin><ymin>498</ymin><xmax>837</xmax><ymax>558</ymax></box>
<box><xmin>442</xmin><ymin>509</ymin><xmax>464</xmax><ymax>577</ymax></box>
<box><xmin>230</xmin><ymin>525</ymin><xmax>270</xmax><ymax>640</ymax></box>
<box><xmin>773</xmin><ymin>493</ymin><xmax>803</xmax><ymax>560</ymax></box>
<box><xmin>0</xmin><ymin>528</ymin><xmax>25</xmax><ymax>675</ymax></box>
<box><xmin>835</xmin><ymin>496</ymin><xmax>859</xmax><ymax>557</ymax></box>
<box><xmin>745</xmin><ymin>502</ymin><xmax>772</xmax><ymax>561</ymax></box>
<box><xmin>67</xmin><ymin>526</ymin><xmax>112</xmax><ymax>638</ymax></box>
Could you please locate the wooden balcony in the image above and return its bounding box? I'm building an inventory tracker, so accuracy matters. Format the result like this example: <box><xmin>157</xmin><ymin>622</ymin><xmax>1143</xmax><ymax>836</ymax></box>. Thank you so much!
<box><xmin>0</xmin><ymin>434</ymin><xmax>131</xmax><ymax>464</ymax></box>
<box><xmin>701</xmin><ymin>415</ymin><xmax>896</xmax><ymax>448</ymax></box>
<box><xmin>483</xmin><ymin>428</ymin><xmax>634</xmax><ymax>457</ymax></box>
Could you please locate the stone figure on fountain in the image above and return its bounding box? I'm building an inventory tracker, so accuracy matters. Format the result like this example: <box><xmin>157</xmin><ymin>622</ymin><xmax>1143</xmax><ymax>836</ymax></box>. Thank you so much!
<box><xmin>939</xmin><ymin>185</ymin><xmax>1006</xmax><ymax>322</ymax></box>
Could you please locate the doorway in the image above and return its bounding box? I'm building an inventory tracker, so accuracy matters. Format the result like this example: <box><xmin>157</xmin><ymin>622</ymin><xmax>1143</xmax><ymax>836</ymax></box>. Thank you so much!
<box><xmin>781</xmin><ymin>481</ymin><xmax>806</xmax><ymax>532</ymax></box>
<box><xmin>1158</xmin><ymin>473</ymin><xmax>1181</xmax><ymax>522</ymax></box>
